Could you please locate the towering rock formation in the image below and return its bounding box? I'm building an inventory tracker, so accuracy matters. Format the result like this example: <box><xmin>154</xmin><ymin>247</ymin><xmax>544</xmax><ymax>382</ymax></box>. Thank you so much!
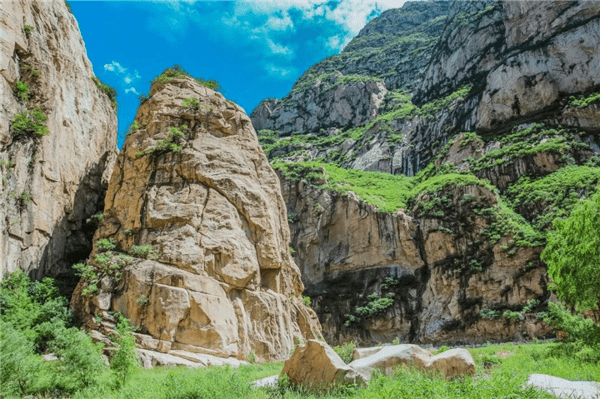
<box><xmin>71</xmin><ymin>75</ymin><xmax>322</xmax><ymax>362</ymax></box>
<box><xmin>251</xmin><ymin>1</ymin><xmax>600</xmax><ymax>345</ymax></box>
<box><xmin>0</xmin><ymin>0</ymin><xmax>117</xmax><ymax>283</ymax></box>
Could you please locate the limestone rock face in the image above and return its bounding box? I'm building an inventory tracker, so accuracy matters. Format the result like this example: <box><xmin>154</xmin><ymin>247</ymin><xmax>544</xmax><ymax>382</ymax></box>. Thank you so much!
<box><xmin>71</xmin><ymin>77</ymin><xmax>322</xmax><ymax>362</ymax></box>
<box><xmin>251</xmin><ymin>76</ymin><xmax>387</xmax><ymax>135</ymax></box>
<box><xmin>281</xmin><ymin>340</ymin><xmax>367</xmax><ymax>391</ymax></box>
<box><xmin>282</xmin><ymin>177</ymin><xmax>552</xmax><ymax>346</ymax></box>
<box><xmin>0</xmin><ymin>0</ymin><xmax>117</xmax><ymax>282</ymax></box>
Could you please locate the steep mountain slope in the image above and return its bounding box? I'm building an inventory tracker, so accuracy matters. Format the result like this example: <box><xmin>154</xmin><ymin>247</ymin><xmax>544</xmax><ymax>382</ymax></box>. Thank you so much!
<box><xmin>252</xmin><ymin>1</ymin><xmax>600</xmax><ymax>345</ymax></box>
<box><xmin>0</xmin><ymin>0</ymin><xmax>117</xmax><ymax>284</ymax></box>
<box><xmin>71</xmin><ymin>73</ymin><xmax>322</xmax><ymax>363</ymax></box>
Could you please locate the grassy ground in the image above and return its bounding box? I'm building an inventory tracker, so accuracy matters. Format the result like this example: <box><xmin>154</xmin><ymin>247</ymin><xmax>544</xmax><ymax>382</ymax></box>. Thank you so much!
<box><xmin>70</xmin><ymin>342</ymin><xmax>599</xmax><ymax>399</ymax></box>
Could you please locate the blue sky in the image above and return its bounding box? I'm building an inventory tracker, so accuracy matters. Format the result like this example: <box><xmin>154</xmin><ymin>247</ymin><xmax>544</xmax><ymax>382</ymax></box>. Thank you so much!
<box><xmin>70</xmin><ymin>0</ymin><xmax>405</xmax><ymax>146</ymax></box>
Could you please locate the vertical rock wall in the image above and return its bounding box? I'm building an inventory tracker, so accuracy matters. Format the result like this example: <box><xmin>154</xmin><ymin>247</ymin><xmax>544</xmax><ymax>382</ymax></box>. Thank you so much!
<box><xmin>0</xmin><ymin>0</ymin><xmax>117</xmax><ymax>283</ymax></box>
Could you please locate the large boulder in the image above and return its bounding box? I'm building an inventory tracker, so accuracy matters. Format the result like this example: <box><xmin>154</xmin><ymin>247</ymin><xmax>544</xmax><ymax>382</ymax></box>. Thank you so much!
<box><xmin>281</xmin><ymin>340</ymin><xmax>367</xmax><ymax>391</ymax></box>
<box><xmin>71</xmin><ymin>75</ymin><xmax>322</xmax><ymax>362</ymax></box>
<box><xmin>348</xmin><ymin>344</ymin><xmax>475</xmax><ymax>380</ymax></box>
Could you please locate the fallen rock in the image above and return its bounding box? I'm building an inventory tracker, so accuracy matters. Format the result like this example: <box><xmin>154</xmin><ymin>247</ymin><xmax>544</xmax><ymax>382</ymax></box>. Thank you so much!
<box><xmin>281</xmin><ymin>340</ymin><xmax>367</xmax><ymax>391</ymax></box>
<box><xmin>253</xmin><ymin>375</ymin><xmax>279</xmax><ymax>388</ymax></box>
<box><xmin>426</xmin><ymin>348</ymin><xmax>476</xmax><ymax>377</ymax></box>
<box><xmin>349</xmin><ymin>344</ymin><xmax>475</xmax><ymax>380</ymax></box>
<box><xmin>348</xmin><ymin>344</ymin><xmax>431</xmax><ymax>380</ymax></box>
<box><xmin>352</xmin><ymin>347</ymin><xmax>384</xmax><ymax>360</ymax></box>
<box><xmin>42</xmin><ymin>353</ymin><xmax>58</xmax><ymax>362</ymax></box>
<box><xmin>138</xmin><ymin>349</ymin><xmax>202</xmax><ymax>369</ymax></box>
<box><xmin>526</xmin><ymin>374</ymin><xmax>600</xmax><ymax>399</ymax></box>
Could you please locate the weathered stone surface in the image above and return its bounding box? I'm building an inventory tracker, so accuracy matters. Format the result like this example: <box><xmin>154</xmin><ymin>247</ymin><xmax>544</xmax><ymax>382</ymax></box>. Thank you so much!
<box><xmin>253</xmin><ymin>375</ymin><xmax>279</xmax><ymax>388</ymax></box>
<box><xmin>281</xmin><ymin>340</ymin><xmax>367</xmax><ymax>391</ymax></box>
<box><xmin>348</xmin><ymin>345</ymin><xmax>475</xmax><ymax>380</ymax></box>
<box><xmin>0</xmin><ymin>0</ymin><xmax>117</xmax><ymax>283</ymax></box>
<box><xmin>348</xmin><ymin>344</ymin><xmax>431</xmax><ymax>379</ymax></box>
<box><xmin>71</xmin><ymin>76</ymin><xmax>322</xmax><ymax>362</ymax></box>
<box><xmin>426</xmin><ymin>348</ymin><xmax>475</xmax><ymax>377</ymax></box>
<box><xmin>526</xmin><ymin>374</ymin><xmax>600</xmax><ymax>399</ymax></box>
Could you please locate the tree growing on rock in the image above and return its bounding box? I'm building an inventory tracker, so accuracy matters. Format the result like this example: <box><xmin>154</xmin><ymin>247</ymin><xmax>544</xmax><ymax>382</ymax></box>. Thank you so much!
<box><xmin>542</xmin><ymin>189</ymin><xmax>600</xmax><ymax>316</ymax></box>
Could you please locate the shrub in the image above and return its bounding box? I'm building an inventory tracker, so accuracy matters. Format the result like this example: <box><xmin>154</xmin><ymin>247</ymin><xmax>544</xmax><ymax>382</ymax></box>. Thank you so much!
<box><xmin>302</xmin><ymin>296</ymin><xmax>311</xmax><ymax>307</ymax></box>
<box><xmin>127</xmin><ymin>120</ymin><xmax>140</xmax><ymax>136</ymax></box>
<box><xmin>333</xmin><ymin>341</ymin><xmax>356</xmax><ymax>363</ymax></box>
<box><xmin>11</xmin><ymin>107</ymin><xmax>49</xmax><ymax>136</ymax></box>
<box><xmin>91</xmin><ymin>76</ymin><xmax>118</xmax><ymax>110</ymax></box>
<box><xmin>182</xmin><ymin>97</ymin><xmax>201</xmax><ymax>109</ymax></box>
<box><xmin>136</xmin><ymin>295</ymin><xmax>149</xmax><ymax>305</ymax></box>
<box><xmin>503</xmin><ymin>310</ymin><xmax>524</xmax><ymax>321</ymax></box>
<box><xmin>131</xmin><ymin>244</ymin><xmax>159</xmax><ymax>259</ymax></box>
<box><xmin>110</xmin><ymin>314</ymin><xmax>140</xmax><ymax>388</ymax></box>
<box><xmin>247</xmin><ymin>350</ymin><xmax>256</xmax><ymax>364</ymax></box>
<box><xmin>479</xmin><ymin>308</ymin><xmax>501</xmax><ymax>319</ymax></box>
<box><xmin>522</xmin><ymin>299</ymin><xmax>540</xmax><ymax>313</ymax></box>
<box><xmin>23</xmin><ymin>24</ymin><xmax>33</xmax><ymax>36</ymax></box>
<box><xmin>97</xmin><ymin>238</ymin><xmax>117</xmax><ymax>251</ymax></box>
<box><xmin>14</xmin><ymin>80</ymin><xmax>30</xmax><ymax>102</ymax></box>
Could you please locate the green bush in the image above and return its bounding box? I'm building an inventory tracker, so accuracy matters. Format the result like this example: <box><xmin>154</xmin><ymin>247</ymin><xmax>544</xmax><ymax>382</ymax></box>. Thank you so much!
<box><xmin>91</xmin><ymin>76</ymin><xmax>118</xmax><ymax>110</ymax></box>
<box><xmin>542</xmin><ymin>190</ymin><xmax>600</xmax><ymax>312</ymax></box>
<box><xmin>14</xmin><ymin>80</ymin><xmax>30</xmax><ymax>102</ymax></box>
<box><xmin>302</xmin><ymin>296</ymin><xmax>311</xmax><ymax>307</ymax></box>
<box><xmin>110</xmin><ymin>315</ymin><xmax>140</xmax><ymax>389</ymax></box>
<box><xmin>131</xmin><ymin>244</ymin><xmax>159</xmax><ymax>259</ymax></box>
<box><xmin>150</xmin><ymin>65</ymin><xmax>221</xmax><ymax>92</ymax></box>
<box><xmin>333</xmin><ymin>341</ymin><xmax>356</xmax><ymax>364</ymax></box>
<box><xmin>182</xmin><ymin>97</ymin><xmax>201</xmax><ymax>109</ymax></box>
<box><xmin>503</xmin><ymin>310</ymin><xmax>524</xmax><ymax>321</ymax></box>
<box><xmin>23</xmin><ymin>24</ymin><xmax>33</xmax><ymax>36</ymax></box>
<box><xmin>11</xmin><ymin>107</ymin><xmax>49</xmax><ymax>136</ymax></box>
<box><xmin>97</xmin><ymin>238</ymin><xmax>117</xmax><ymax>251</ymax></box>
<box><xmin>479</xmin><ymin>308</ymin><xmax>500</xmax><ymax>319</ymax></box>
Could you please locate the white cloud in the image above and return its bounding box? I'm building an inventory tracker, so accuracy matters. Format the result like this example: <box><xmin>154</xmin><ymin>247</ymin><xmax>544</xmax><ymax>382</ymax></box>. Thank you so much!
<box><xmin>104</xmin><ymin>61</ymin><xmax>126</xmax><ymax>74</ymax></box>
<box><xmin>103</xmin><ymin>60</ymin><xmax>141</xmax><ymax>93</ymax></box>
<box><xmin>266</xmin><ymin>63</ymin><xmax>296</xmax><ymax>78</ymax></box>
<box><xmin>326</xmin><ymin>35</ymin><xmax>342</xmax><ymax>51</ymax></box>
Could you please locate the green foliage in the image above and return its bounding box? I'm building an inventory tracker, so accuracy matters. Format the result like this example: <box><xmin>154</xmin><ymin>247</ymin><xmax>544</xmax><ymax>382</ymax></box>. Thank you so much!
<box><xmin>92</xmin><ymin>77</ymin><xmax>118</xmax><ymax>110</ymax></box>
<box><xmin>87</xmin><ymin>212</ymin><xmax>105</xmax><ymax>223</ymax></box>
<box><xmin>521</xmin><ymin>299</ymin><xmax>540</xmax><ymax>313</ymax></box>
<box><xmin>11</xmin><ymin>107</ymin><xmax>49</xmax><ymax>136</ymax></box>
<box><xmin>147</xmin><ymin>125</ymin><xmax>187</xmax><ymax>154</ymax></box>
<box><xmin>355</xmin><ymin>294</ymin><xmax>394</xmax><ymax>317</ymax></box>
<box><xmin>138</xmin><ymin>93</ymin><xmax>149</xmax><ymax>104</ymax></box>
<box><xmin>503</xmin><ymin>310</ymin><xmax>524</xmax><ymax>321</ymax></box>
<box><xmin>570</xmin><ymin>92</ymin><xmax>600</xmax><ymax>108</ymax></box>
<box><xmin>110</xmin><ymin>315</ymin><xmax>140</xmax><ymax>389</ymax></box>
<box><xmin>333</xmin><ymin>341</ymin><xmax>356</xmax><ymax>364</ymax></box>
<box><xmin>302</xmin><ymin>296</ymin><xmax>311</xmax><ymax>307</ymax></box>
<box><xmin>151</xmin><ymin>65</ymin><xmax>221</xmax><ymax>92</ymax></box>
<box><xmin>479</xmin><ymin>308</ymin><xmax>500</xmax><ymax>319</ymax></box>
<box><xmin>14</xmin><ymin>80</ymin><xmax>30</xmax><ymax>102</ymax></box>
<box><xmin>544</xmin><ymin>302</ymin><xmax>600</xmax><ymax>359</ymax></box>
<box><xmin>23</xmin><ymin>24</ymin><xmax>33</xmax><ymax>35</ymax></box>
<box><xmin>65</xmin><ymin>1</ymin><xmax>73</xmax><ymax>13</ymax></box>
<box><xmin>506</xmin><ymin>166</ymin><xmax>600</xmax><ymax>230</ymax></box>
<box><xmin>434</xmin><ymin>345</ymin><xmax>451</xmax><ymax>355</ymax></box>
<box><xmin>127</xmin><ymin>120</ymin><xmax>140</xmax><ymax>136</ymax></box>
<box><xmin>541</xmin><ymin>190</ymin><xmax>600</xmax><ymax>311</ymax></box>
<box><xmin>97</xmin><ymin>238</ymin><xmax>117</xmax><ymax>251</ymax></box>
<box><xmin>23</xmin><ymin>64</ymin><xmax>41</xmax><ymax>77</ymax></box>
<box><xmin>131</xmin><ymin>244</ymin><xmax>160</xmax><ymax>259</ymax></box>
<box><xmin>0</xmin><ymin>271</ymin><xmax>107</xmax><ymax>397</ymax></box>
<box><xmin>182</xmin><ymin>97</ymin><xmax>201</xmax><ymax>109</ymax></box>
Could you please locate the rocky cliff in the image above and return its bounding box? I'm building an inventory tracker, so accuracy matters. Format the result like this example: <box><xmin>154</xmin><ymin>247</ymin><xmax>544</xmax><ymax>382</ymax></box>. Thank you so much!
<box><xmin>71</xmin><ymin>74</ymin><xmax>322</xmax><ymax>362</ymax></box>
<box><xmin>252</xmin><ymin>0</ymin><xmax>600</xmax><ymax>345</ymax></box>
<box><xmin>0</xmin><ymin>0</ymin><xmax>118</xmax><ymax>285</ymax></box>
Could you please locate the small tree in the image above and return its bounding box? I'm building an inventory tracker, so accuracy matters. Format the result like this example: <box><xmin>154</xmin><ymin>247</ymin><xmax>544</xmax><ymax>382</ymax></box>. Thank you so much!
<box><xmin>110</xmin><ymin>314</ymin><xmax>139</xmax><ymax>389</ymax></box>
<box><xmin>541</xmin><ymin>190</ymin><xmax>600</xmax><ymax>315</ymax></box>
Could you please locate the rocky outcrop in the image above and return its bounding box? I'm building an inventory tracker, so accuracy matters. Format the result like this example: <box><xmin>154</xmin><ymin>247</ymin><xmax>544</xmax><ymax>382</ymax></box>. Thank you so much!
<box><xmin>253</xmin><ymin>1</ymin><xmax>600</xmax><ymax>176</ymax></box>
<box><xmin>71</xmin><ymin>76</ymin><xmax>322</xmax><ymax>362</ymax></box>
<box><xmin>0</xmin><ymin>0</ymin><xmax>117</xmax><ymax>284</ymax></box>
<box><xmin>250</xmin><ymin>1</ymin><xmax>449</xmax><ymax>136</ymax></box>
<box><xmin>281</xmin><ymin>174</ymin><xmax>551</xmax><ymax>346</ymax></box>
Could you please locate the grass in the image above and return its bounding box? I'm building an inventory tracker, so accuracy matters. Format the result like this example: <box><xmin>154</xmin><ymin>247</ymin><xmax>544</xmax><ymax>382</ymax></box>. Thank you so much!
<box><xmin>62</xmin><ymin>342</ymin><xmax>599</xmax><ymax>399</ymax></box>
<box><xmin>150</xmin><ymin>65</ymin><xmax>221</xmax><ymax>94</ymax></box>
